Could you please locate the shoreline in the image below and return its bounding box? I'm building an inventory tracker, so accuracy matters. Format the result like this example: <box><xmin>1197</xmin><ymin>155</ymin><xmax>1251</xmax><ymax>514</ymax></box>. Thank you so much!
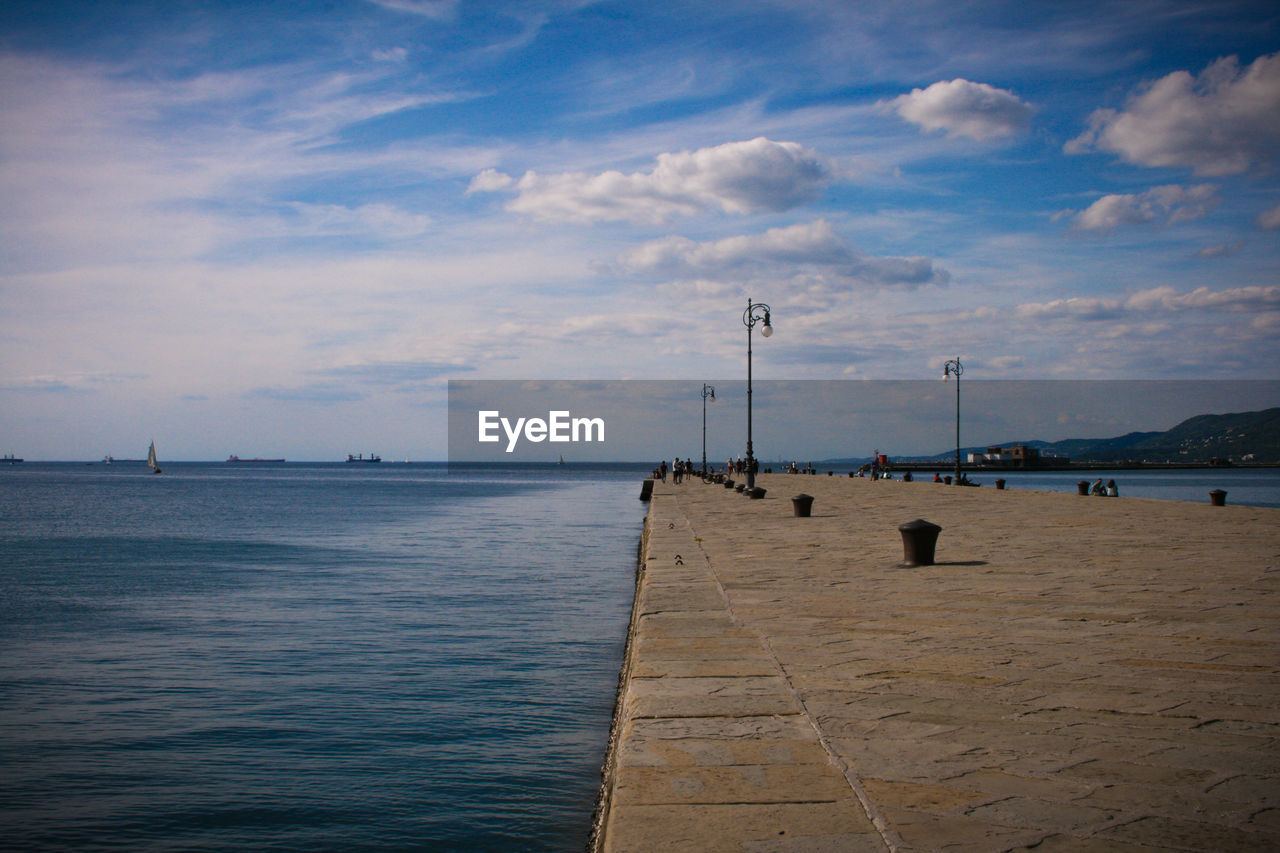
<box><xmin>594</xmin><ymin>474</ymin><xmax>1280</xmax><ymax>850</ymax></box>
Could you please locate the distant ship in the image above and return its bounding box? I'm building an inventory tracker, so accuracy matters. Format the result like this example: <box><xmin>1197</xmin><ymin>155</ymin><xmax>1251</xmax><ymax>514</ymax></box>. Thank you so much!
<box><xmin>346</xmin><ymin>453</ymin><xmax>381</xmax><ymax>463</ymax></box>
<box><xmin>227</xmin><ymin>455</ymin><xmax>285</xmax><ymax>463</ymax></box>
<box><xmin>2</xmin><ymin>453</ymin><xmax>22</xmax><ymax>464</ymax></box>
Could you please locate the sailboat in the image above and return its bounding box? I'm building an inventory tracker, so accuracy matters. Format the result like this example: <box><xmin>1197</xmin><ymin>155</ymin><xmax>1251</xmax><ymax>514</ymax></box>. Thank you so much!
<box><xmin>147</xmin><ymin>440</ymin><xmax>162</xmax><ymax>474</ymax></box>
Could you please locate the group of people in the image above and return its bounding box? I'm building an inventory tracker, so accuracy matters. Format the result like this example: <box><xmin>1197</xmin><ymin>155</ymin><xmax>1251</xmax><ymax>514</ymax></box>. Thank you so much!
<box><xmin>652</xmin><ymin>458</ymin><xmax>699</xmax><ymax>483</ymax></box>
<box><xmin>1091</xmin><ymin>478</ymin><xmax>1119</xmax><ymax>497</ymax></box>
<box><xmin>653</xmin><ymin>456</ymin><xmax>765</xmax><ymax>483</ymax></box>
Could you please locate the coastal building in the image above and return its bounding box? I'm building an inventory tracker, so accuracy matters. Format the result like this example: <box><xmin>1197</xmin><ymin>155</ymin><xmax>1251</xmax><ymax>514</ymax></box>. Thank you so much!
<box><xmin>966</xmin><ymin>444</ymin><xmax>1066</xmax><ymax>467</ymax></box>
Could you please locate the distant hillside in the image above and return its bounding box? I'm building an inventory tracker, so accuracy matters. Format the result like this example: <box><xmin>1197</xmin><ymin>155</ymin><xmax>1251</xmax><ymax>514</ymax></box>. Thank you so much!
<box><xmin>849</xmin><ymin>407</ymin><xmax>1280</xmax><ymax>465</ymax></box>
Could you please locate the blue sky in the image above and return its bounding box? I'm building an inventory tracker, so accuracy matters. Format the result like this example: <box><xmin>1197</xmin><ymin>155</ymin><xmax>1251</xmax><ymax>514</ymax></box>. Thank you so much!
<box><xmin>2</xmin><ymin>0</ymin><xmax>1278</xmax><ymax>460</ymax></box>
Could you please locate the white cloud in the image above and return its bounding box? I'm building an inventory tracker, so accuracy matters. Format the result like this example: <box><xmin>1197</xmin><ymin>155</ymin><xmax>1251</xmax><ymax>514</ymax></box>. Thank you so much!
<box><xmin>1195</xmin><ymin>240</ymin><xmax>1244</xmax><ymax>259</ymax></box>
<box><xmin>1073</xmin><ymin>184</ymin><xmax>1219</xmax><ymax>232</ymax></box>
<box><xmin>280</xmin><ymin>202</ymin><xmax>433</xmax><ymax>239</ymax></box>
<box><xmin>619</xmin><ymin>220</ymin><xmax>848</xmax><ymax>271</ymax></box>
<box><xmin>0</xmin><ymin>371</ymin><xmax>144</xmax><ymax>393</ymax></box>
<box><xmin>1125</xmin><ymin>284</ymin><xmax>1280</xmax><ymax>313</ymax></box>
<box><xmin>617</xmin><ymin>220</ymin><xmax>948</xmax><ymax>290</ymax></box>
<box><xmin>466</xmin><ymin>168</ymin><xmax>516</xmax><ymax>194</ymax></box>
<box><xmin>885</xmin><ymin>79</ymin><xmax>1034</xmax><ymax>141</ymax></box>
<box><xmin>365</xmin><ymin>0</ymin><xmax>458</xmax><ymax>19</ymax></box>
<box><xmin>1014</xmin><ymin>297</ymin><xmax>1123</xmax><ymax>320</ymax></box>
<box><xmin>473</xmin><ymin>138</ymin><xmax>834</xmax><ymax>224</ymax></box>
<box><xmin>1258</xmin><ymin>205</ymin><xmax>1280</xmax><ymax>230</ymax></box>
<box><xmin>1010</xmin><ymin>285</ymin><xmax>1280</xmax><ymax>325</ymax></box>
<box><xmin>1067</xmin><ymin>52</ymin><xmax>1280</xmax><ymax>176</ymax></box>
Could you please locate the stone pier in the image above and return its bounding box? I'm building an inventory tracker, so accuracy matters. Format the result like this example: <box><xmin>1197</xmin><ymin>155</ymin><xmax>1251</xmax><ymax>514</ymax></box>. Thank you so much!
<box><xmin>592</xmin><ymin>474</ymin><xmax>1280</xmax><ymax>852</ymax></box>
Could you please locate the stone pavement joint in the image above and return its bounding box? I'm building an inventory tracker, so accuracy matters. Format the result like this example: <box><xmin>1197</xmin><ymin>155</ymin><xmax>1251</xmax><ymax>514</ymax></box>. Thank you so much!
<box><xmin>593</xmin><ymin>474</ymin><xmax>1280</xmax><ymax>852</ymax></box>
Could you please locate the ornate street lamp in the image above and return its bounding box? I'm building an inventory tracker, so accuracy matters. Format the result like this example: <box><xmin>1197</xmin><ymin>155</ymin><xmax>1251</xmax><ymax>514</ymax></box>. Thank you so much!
<box><xmin>943</xmin><ymin>357</ymin><xmax>963</xmax><ymax>483</ymax></box>
<box><xmin>743</xmin><ymin>298</ymin><xmax>773</xmax><ymax>489</ymax></box>
<box><xmin>701</xmin><ymin>383</ymin><xmax>715</xmax><ymax>477</ymax></box>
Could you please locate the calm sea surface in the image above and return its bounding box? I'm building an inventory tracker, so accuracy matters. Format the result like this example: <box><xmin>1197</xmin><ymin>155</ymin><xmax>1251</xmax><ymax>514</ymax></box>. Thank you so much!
<box><xmin>944</xmin><ymin>466</ymin><xmax>1280</xmax><ymax>507</ymax></box>
<box><xmin>0</xmin><ymin>462</ymin><xmax>648</xmax><ymax>852</ymax></box>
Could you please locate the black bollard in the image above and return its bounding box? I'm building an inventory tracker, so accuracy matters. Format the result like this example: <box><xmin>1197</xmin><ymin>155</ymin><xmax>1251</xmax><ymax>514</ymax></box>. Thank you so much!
<box><xmin>640</xmin><ymin>479</ymin><xmax>654</xmax><ymax>501</ymax></box>
<box><xmin>1210</xmin><ymin>489</ymin><xmax>1227</xmax><ymax>506</ymax></box>
<box><xmin>899</xmin><ymin>519</ymin><xmax>942</xmax><ymax>566</ymax></box>
<box><xmin>944</xmin><ymin>475</ymin><xmax>952</xmax><ymax>485</ymax></box>
<box><xmin>748</xmin><ymin>486</ymin><xmax>766</xmax><ymax>499</ymax></box>
<box><xmin>735</xmin><ymin>484</ymin><xmax>746</xmax><ymax>493</ymax></box>
<box><xmin>792</xmin><ymin>493</ymin><xmax>814</xmax><ymax>517</ymax></box>
<box><xmin>724</xmin><ymin>479</ymin><xmax>735</xmax><ymax>489</ymax></box>
<box><xmin>995</xmin><ymin>479</ymin><xmax>1005</xmax><ymax>490</ymax></box>
<box><xmin>1077</xmin><ymin>481</ymin><xmax>1090</xmax><ymax>496</ymax></box>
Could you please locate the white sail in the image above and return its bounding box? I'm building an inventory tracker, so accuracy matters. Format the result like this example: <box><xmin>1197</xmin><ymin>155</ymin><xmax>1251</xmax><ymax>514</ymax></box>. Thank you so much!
<box><xmin>147</xmin><ymin>440</ymin><xmax>161</xmax><ymax>473</ymax></box>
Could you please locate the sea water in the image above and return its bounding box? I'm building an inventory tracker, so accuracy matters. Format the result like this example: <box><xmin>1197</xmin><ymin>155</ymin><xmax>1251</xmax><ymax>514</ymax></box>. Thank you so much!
<box><xmin>954</xmin><ymin>466</ymin><xmax>1280</xmax><ymax>507</ymax></box>
<box><xmin>0</xmin><ymin>462</ymin><xmax>647</xmax><ymax>852</ymax></box>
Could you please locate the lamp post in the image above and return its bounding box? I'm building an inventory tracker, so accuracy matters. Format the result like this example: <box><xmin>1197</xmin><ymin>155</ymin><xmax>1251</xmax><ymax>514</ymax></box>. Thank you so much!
<box><xmin>943</xmin><ymin>357</ymin><xmax>963</xmax><ymax>483</ymax></box>
<box><xmin>743</xmin><ymin>298</ymin><xmax>773</xmax><ymax>489</ymax></box>
<box><xmin>701</xmin><ymin>383</ymin><xmax>715</xmax><ymax>477</ymax></box>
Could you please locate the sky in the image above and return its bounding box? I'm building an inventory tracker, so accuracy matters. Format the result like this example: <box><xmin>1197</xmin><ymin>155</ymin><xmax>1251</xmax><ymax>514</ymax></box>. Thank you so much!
<box><xmin>2</xmin><ymin>0</ymin><xmax>1279</xmax><ymax>461</ymax></box>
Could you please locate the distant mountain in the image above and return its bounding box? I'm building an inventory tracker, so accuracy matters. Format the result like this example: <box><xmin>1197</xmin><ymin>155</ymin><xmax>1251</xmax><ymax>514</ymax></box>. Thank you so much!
<box><xmin>831</xmin><ymin>407</ymin><xmax>1280</xmax><ymax>465</ymax></box>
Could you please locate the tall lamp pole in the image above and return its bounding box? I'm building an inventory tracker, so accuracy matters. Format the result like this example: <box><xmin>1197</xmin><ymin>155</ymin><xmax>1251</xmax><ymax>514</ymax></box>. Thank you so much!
<box><xmin>701</xmin><ymin>383</ymin><xmax>715</xmax><ymax>477</ymax></box>
<box><xmin>943</xmin><ymin>357</ymin><xmax>963</xmax><ymax>483</ymax></box>
<box><xmin>743</xmin><ymin>298</ymin><xmax>773</xmax><ymax>489</ymax></box>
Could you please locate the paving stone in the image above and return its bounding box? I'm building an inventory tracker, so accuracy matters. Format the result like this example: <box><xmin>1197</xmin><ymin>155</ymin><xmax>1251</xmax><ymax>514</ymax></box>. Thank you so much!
<box><xmin>612</xmin><ymin>763</ymin><xmax>856</xmax><ymax>806</ymax></box>
<box><xmin>859</xmin><ymin>778</ymin><xmax>986</xmax><ymax>812</ymax></box>
<box><xmin>963</xmin><ymin>795</ymin><xmax>1120</xmax><ymax>833</ymax></box>
<box><xmin>1004</xmin><ymin>833</ymin><xmax>1163</xmax><ymax>852</ymax></box>
<box><xmin>878</xmin><ymin>805</ymin><xmax>1041</xmax><ymax>851</ymax></box>
<box><xmin>602</xmin><ymin>802</ymin><xmax>886</xmax><ymax>853</ymax></box>
<box><xmin>1094</xmin><ymin>814</ymin><xmax>1280</xmax><ymax>851</ymax></box>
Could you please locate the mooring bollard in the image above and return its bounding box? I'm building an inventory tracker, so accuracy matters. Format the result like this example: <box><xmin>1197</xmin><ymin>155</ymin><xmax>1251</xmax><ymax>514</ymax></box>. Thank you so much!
<box><xmin>899</xmin><ymin>519</ymin><xmax>942</xmax><ymax>566</ymax></box>
<box><xmin>723</xmin><ymin>479</ymin><xmax>735</xmax><ymax>489</ymax></box>
<box><xmin>735</xmin><ymin>484</ymin><xmax>746</xmax><ymax>493</ymax></box>
<box><xmin>792</xmin><ymin>493</ymin><xmax>814</xmax><ymax>517</ymax></box>
<box><xmin>995</xmin><ymin>478</ymin><xmax>1005</xmax><ymax>490</ymax></box>
<box><xmin>749</xmin><ymin>486</ymin><xmax>766</xmax><ymax>499</ymax></box>
<box><xmin>1210</xmin><ymin>489</ymin><xmax>1227</xmax><ymax>506</ymax></box>
<box><xmin>1077</xmin><ymin>480</ymin><xmax>1090</xmax><ymax>496</ymax></box>
<box><xmin>640</xmin><ymin>479</ymin><xmax>654</xmax><ymax>501</ymax></box>
<box><xmin>944</xmin><ymin>475</ymin><xmax>952</xmax><ymax>485</ymax></box>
